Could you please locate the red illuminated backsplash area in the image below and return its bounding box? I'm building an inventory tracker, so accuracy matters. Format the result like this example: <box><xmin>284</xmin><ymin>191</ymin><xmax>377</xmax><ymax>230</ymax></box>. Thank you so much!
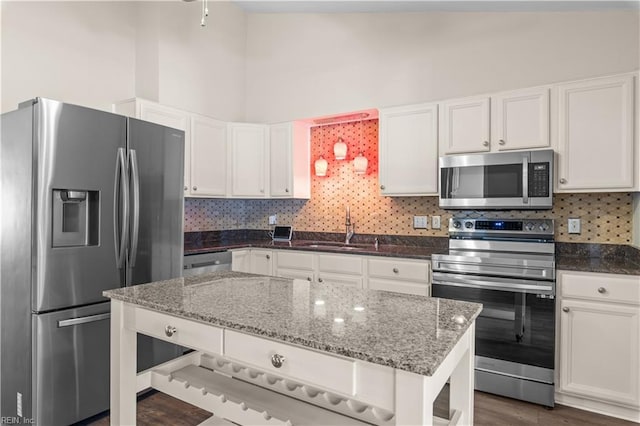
<box><xmin>184</xmin><ymin>118</ymin><xmax>634</xmax><ymax>244</ymax></box>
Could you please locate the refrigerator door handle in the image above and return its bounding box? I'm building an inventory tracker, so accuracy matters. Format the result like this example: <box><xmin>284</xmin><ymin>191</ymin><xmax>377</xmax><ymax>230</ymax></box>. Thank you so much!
<box><xmin>129</xmin><ymin>149</ymin><xmax>140</xmax><ymax>268</ymax></box>
<box><xmin>57</xmin><ymin>312</ymin><xmax>111</xmax><ymax>328</ymax></box>
<box><xmin>113</xmin><ymin>147</ymin><xmax>129</xmax><ymax>269</ymax></box>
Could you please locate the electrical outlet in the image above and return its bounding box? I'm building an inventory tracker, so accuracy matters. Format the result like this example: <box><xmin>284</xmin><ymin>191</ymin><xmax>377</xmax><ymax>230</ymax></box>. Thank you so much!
<box><xmin>268</xmin><ymin>214</ymin><xmax>277</xmax><ymax>225</ymax></box>
<box><xmin>413</xmin><ymin>215</ymin><xmax>428</xmax><ymax>229</ymax></box>
<box><xmin>431</xmin><ymin>215</ymin><xmax>441</xmax><ymax>230</ymax></box>
<box><xmin>568</xmin><ymin>218</ymin><xmax>581</xmax><ymax>234</ymax></box>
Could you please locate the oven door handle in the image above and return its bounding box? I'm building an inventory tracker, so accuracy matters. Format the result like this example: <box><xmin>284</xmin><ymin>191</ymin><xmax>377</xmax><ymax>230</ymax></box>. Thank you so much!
<box><xmin>432</xmin><ymin>272</ymin><xmax>554</xmax><ymax>295</ymax></box>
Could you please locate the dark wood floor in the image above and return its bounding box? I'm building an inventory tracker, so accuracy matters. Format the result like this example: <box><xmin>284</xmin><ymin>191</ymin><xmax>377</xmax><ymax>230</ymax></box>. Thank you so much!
<box><xmin>85</xmin><ymin>390</ymin><xmax>636</xmax><ymax>426</ymax></box>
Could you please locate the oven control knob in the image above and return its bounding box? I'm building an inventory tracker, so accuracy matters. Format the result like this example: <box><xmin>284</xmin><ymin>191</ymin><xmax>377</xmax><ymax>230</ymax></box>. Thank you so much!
<box><xmin>539</xmin><ymin>222</ymin><xmax>550</xmax><ymax>232</ymax></box>
<box><xmin>525</xmin><ymin>222</ymin><xmax>535</xmax><ymax>231</ymax></box>
<box><xmin>453</xmin><ymin>220</ymin><xmax>462</xmax><ymax>229</ymax></box>
<box><xmin>464</xmin><ymin>221</ymin><xmax>473</xmax><ymax>229</ymax></box>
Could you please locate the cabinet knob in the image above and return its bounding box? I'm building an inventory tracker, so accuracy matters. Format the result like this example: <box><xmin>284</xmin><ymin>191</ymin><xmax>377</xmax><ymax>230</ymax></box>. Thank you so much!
<box><xmin>192</xmin><ymin>186</ymin><xmax>198</xmax><ymax>191</ymax></box>
<box><xmin>562</xmin><ymin>307</ymin><xmax>570</xmax><ymax>313</ymax></box>
<box><xmin>260</xmin><ymin>189</ymin><xmax>264</xmax><ymax>193</ymax></box>
<box><xmin>559</xmin><ymin>178</ymin><xmax>567</xmax><ymax>184</ymax></box>
<box><xmin>285</xmin><ymin>188</ymin><xmax>289</xmax><ymax>193</ymax></box>
<box><xmin>597</xmin><ymin>287</ymin><xmax>607</xmax><ymax>294</ymax></box>
<box><xmin>184</xmin><ymin>186</ymin><xmax>188</xmax><ymax>191</ymax></box>
<box><xmin>393</xmin><ymin>268</ymin><xmax>399</xmax><ymax>273</ymax></box>
<box><xmin>318</xmin><ymin>278</ymin><xmax>323</xmax><ymax>283</ymax></box>
<box><xmin>307</xmin><ymin>277</ymin><xmax>312</xmax><ymax>281</ymax></box>
<box><xmin>499</xmin><ymin>139</ymin><xmax>506</xmax><ymax>145</ymax></box>
<box><xmin>271</xmin><ymin>353</ymin><xmax>286</xmax><ymax>368</ymax></box>
<box><xmin>266</xmin><ymin>254</ymin><xmax>270</xmax><ymax>260</ymax></box>
<box><xmin>165</xmin><ymin>325</ymin><xmax>177</xmax><ymax>337</ymax></box>
<box><xmin>482</xmin><ymin>141</ymin><xmax>490</xmax><ymax>147</ymax></box>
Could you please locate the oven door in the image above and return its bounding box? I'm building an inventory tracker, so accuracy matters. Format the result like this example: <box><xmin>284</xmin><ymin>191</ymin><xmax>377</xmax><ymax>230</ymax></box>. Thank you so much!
<box><xmin>431</xmin><ymin>274</ymin><xmax>555</xmax><ymax>373</ymax></box>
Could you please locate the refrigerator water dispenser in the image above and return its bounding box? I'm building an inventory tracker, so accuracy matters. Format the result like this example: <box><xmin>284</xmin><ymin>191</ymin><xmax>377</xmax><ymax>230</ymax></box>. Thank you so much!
<box><xmin>52</xmin><ymin>189</ymin><xmax>99</xmax><ymax>247</ymax></box>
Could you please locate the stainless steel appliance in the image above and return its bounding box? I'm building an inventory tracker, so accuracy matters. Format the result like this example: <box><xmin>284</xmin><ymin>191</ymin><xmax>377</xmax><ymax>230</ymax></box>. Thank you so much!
<box><xmin>431</xmin><ymin>218</ymin><xmax>556</xmax><ymax>407</ymax></box>
<box><xmin>439</xmin><ymin>149</ymin><xmax>554</xmax><ymax>210</ymax></box>
<box><xmin>1</xmin><ymin>98</ymin><xmax>185</xmax><ymax>424</ymax></box>
<box><xmin>183</xmin><ymin>251</ymin><xmax>232</xmax><ymax>277</ymax></box>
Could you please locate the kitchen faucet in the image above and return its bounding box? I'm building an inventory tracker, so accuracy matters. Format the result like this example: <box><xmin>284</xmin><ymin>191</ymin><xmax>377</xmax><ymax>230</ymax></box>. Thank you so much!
<box><xmin>345</xmin><ymin>205</ymin><xmax>354</xmax><ymax>244</ymax></box>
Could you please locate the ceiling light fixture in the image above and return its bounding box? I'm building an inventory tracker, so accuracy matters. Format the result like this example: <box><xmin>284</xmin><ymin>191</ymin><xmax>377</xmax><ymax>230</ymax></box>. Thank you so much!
<box><xmin>182</xmin><ymin>0</ymin><xmax>208</xmax><ymax>27</ymax></box>
<box><xmin>333</xmin><ymin>137</ymin><xmax>347</xmax><ymax>160</ymax></box>
<box><xmin>314</xmin><ymin>126</ymin><xmax>328</xmax><ymax>176</ymax></box>
<box><xmin>353</xmin><ymin>119</ymin><xmax>368</xmax><ymax>175</ymax></box>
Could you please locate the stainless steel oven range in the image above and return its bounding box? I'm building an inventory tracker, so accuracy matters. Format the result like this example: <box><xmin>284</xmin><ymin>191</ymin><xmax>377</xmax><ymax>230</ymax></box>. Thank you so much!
<box><xmin>431</xmin><ymin>218</ymin><xmax>556</xmax><ymax>407</ymax></box>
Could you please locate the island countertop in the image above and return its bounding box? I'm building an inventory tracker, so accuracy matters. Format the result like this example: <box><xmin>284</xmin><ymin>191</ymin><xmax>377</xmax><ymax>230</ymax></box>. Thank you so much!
<box><xmin>104</xmin><ymin>271</ymin><xmax>482</xmax><ymax>376</ymax></box>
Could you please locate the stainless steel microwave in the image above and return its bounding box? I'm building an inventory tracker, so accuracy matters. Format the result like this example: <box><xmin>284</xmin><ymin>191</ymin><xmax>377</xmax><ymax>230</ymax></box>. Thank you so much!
<box><xmin>439</xmin><ymin>149</ymin><xmax>554</xmax><ymax>210</ymax></box>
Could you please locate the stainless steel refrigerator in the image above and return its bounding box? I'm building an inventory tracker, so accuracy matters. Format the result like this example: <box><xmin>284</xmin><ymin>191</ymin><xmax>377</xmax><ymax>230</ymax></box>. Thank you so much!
<box><xmin>0</xmin><ymin>98</ymin><xmax>185</xmax><ymax>425</ymax></box>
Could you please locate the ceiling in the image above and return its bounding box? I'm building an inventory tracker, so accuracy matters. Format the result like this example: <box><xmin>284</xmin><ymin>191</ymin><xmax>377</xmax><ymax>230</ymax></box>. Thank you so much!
<box><xmin>231</xmin><ymin>1</ymin><xmax>640</xmax><ymax>14</ymax></box>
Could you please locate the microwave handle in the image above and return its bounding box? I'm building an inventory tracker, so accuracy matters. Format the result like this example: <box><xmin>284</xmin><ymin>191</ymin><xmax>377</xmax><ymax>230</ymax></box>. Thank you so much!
<box><xmin>522</xmin><ymin>156</ymin><xmax>529</xmax><ymax>204</ymax></box>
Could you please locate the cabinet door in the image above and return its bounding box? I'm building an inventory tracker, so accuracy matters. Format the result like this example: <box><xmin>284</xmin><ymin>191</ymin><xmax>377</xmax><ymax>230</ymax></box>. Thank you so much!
<box><xmin>317</xmin><ymin>273</ymin><xmax>363</xmax><ymax>288</ymax></box>
<box><xmin>559</xmin><ymin>299</ymin><xmax>640</xmax><ymax>408</ymax></box>
<box><xmin>368</xmin><ymin>278</ymin><xmax>429</xmax><ymax>296</ymax></box>
<box><xmin>139</xmin><ymin>102</ymin><xmax>191</xmax><ymax>196</ymax></box>
<box><xmin>270</xmin><ymin>123</ymin><xmax>293</xmax><ymax>197</ymax></box>
<box><xmin>250</xmin><ymin>249</ymin><xmax>273</xmax><ymax>275</ymax></box>
<box><xmin>190</xmin><ymin>115</ymin><xmax>226</xmax><ymax>197</ymax></box>
<box><xmin>557</xmin><ymin>74</ymin><xmax>635</xmax><ymax>191</ymax></box>
<box><xmin>493</xmin><ymin>87</ymin><xmax>550</xmax><ymax>151</ymax></box>
<box><xmin>231</xmin><ymin>250</ymin><xmax>250</xmax><ymax>273</ymax></box>
<box><xmin>440</xmin><ymin>96</ymin><xmax>490</xmax><ymax>154</ymax></box>
<box><xmin>378</xmin><ymin>103</ymin><xmax>439</xmax><ymax>195</ymax></box>
<box><xmin>228</xmin><ymin>123</ymin><xmax>268</xmax><ymax>197</ymax></box>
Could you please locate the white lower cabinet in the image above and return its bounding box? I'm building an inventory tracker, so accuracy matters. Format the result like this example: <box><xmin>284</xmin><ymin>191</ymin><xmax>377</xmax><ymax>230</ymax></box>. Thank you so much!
<box><xmin>367</xmin><ymin>258</ymin><xmax>430</xmax><ymax>296</ymax></box>
<box><xmin>557</xmin><ymin>270</ymin><xmax>640</xmax><ymax>422</ymax></box>
<box><xmin>235</xmin><ymin>248</ymin><xmax>431</xmax><ymax>296</ymax></box>
<box><xmin>249</xmin><ymin>249</ymin><xmax>273</xmax><ymax>275</ymax></box>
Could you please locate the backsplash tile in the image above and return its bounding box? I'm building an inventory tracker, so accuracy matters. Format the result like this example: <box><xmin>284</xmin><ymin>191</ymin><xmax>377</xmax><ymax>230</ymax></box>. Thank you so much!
<box><xmin>184</xmin><ymin>119</ymin><xmax>633</xmax><ymax>244</ymax></box>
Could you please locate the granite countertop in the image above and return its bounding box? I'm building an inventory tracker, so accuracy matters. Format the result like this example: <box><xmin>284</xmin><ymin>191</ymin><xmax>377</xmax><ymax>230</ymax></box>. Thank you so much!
<box><xmin>104</xmin><ymin>271</ymin><xmax>482</xmax><ymax>376</ymax></box>
<box><xmin>185</xmin><ymin>239</ymin><xmax>443</xmax><ymax>260</ymax></box>
<box><xmin>555</xmin><ymin>243</ymin><xmax>640</xmax><ymax>276</ymax></box>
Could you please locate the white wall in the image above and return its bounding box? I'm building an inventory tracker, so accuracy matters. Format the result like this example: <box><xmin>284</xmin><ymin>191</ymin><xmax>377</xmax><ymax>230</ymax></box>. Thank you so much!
<box><xmin>244</xmin><ymin>10</ymin><xmax>640</xmax><ymax>122</ymax></box>
<box><xmin>135</xmin><ymin>2</ymin><xmax>247</xmax><ymax>121</ymax></box>
<box><xmin>1</xmin><ymin>1</ymin><xmax>137</xmax><ymax>113</ymax></box>
<box><xmin>1</xmin><ymin>2</ymin><xmax>247</xmax><ymax>121</ymax></box>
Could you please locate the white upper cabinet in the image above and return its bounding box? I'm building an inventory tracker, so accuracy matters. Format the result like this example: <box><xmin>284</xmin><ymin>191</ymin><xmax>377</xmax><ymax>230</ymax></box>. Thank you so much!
<box><xmin>556</xmin><ymin>74</ymin><xmax>635</xmax><ymax>192</ymax></box>
<box><xmin>190</xmin><ymin>114</ymin><xmax>227</xmax><ymax>197</ymax></box>
<box><xmin>269</xmin><ymin>122</ymin><xmax>311</xmax><ymax>199</ymax></box>
<box><xmin>378</xmin><ymin>103</ymin><xmax>439</xmax><ymax>196</ymax></box>
<box><xmin>228</xmin><ymin>123</ymin><xmax>269</xmax><ymax>198</ymax></box>
<box><xmin>113</xmin><ymin>99</ymin><xmax>191</xmax><ymax>195</ymax></box>
<box><xmin>439</xmin><ymin>96</ymin><xmax>491</xmax><ymax>154</ymax></box>
<box><xmin>492</xmin><ymin>86</ymin><xmax>550</xmax><ymax>151</ymax></box>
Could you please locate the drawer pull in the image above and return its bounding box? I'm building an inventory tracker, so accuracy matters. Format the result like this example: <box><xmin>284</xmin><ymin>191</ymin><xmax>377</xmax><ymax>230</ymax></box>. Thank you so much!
<box><xmin>271</xmin><ymin>353</ymin><xmax>286</xmax><ymax>368</ymax></box>
<box><xmin>393</xmin><ymin>268</ymin><xmax>399</xmax><ymax>273</ymax></box>
<box><xmin>165</xmin><ymin>325</ymin><xmax>177</xmax><ymax>337</ymax></box>
<box><xmin>318</xmin><ymin>278</ymin><xmax>323</xmax><ymax>283</ymax></box>
<box><xmin>597</xmin><ymin>287</ymin><xmax>607</xmax><ymax>294</ymax></box>
<box><xmin>562</xmin><ymin>307</ymin><xmax>570</xmax><ymax>313</ymax></box>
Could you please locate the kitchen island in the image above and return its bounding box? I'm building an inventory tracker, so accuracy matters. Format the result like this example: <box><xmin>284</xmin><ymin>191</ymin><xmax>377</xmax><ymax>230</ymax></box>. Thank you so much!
<box><xmin>104</xmin><ymin>271</ymin><xmax>482</xmax><ymax>425</ymax></box>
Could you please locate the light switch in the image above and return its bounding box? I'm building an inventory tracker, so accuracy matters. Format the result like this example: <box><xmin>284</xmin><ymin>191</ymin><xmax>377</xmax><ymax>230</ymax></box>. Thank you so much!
<box><xmin>269</xmin><ymin>214</ymin><xmax>277</xmax><ymax>225</ymax></box>
<box><xmin>413</xmin><ymin>215</ymin><xmax>428</xmax><ymax>229</ymax></box>
<box><xmin>568</xmin><ymin>218</ymin><xmax>581</xmax><ymax>234</ymax></box>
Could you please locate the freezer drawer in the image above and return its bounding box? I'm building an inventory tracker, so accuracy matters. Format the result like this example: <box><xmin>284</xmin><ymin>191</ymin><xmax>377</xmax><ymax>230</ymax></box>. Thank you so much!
<box><xmin>33</xmin><ymin>303</ymin><xmax>111</xmax><ymax>425</ymax></box>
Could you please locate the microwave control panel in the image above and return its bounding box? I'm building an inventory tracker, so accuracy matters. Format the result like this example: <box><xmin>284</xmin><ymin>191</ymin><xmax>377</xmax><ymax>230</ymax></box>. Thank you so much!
<box><xmin>528</xmin><ymin>163</ymin><xmax>550</xmax><ymax>197</ymax></box>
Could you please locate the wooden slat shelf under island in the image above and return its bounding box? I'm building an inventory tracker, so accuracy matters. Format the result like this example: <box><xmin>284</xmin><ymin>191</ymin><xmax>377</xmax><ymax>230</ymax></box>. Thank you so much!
<box><xmin>104</xmin><ymin>271</ymin><xmax>482</xmax><ymax>426</ymax></box>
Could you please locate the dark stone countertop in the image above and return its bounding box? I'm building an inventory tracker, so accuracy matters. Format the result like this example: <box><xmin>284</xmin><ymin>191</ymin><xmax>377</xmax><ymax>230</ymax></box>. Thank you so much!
<box><xmin>104</xmin><ymin>271</ymin><xmax>482</xmax><ymax>376</ymax></box>
<box><xmin>555</xmin><ymin>243</ymin><xmax>640</xmax><ymax>276</ymax></box>
<box><xmin>185</xmin><ymin>239</ymin><xmax>445</xmax><ymax>260</ymax></box>
<box><xmin>184</xmin><ymin>230</ymin><xmax>640</xmax><ymax>276</ymax></box>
